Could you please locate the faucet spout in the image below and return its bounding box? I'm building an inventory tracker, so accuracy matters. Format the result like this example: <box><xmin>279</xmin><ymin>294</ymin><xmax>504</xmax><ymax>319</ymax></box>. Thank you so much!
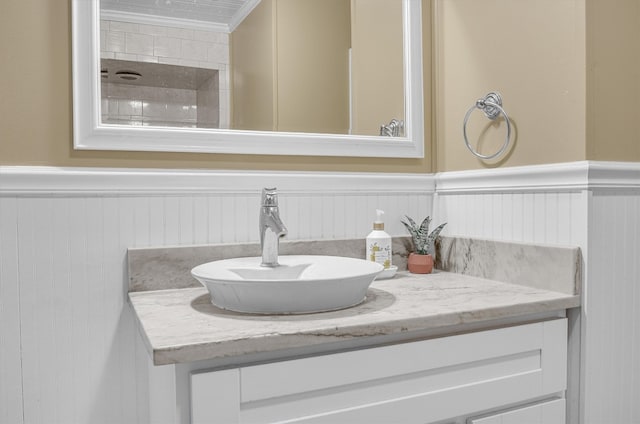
<box><xmin>260</xmin><ymin>188</ymin><xmax>287</xmax><ymax>267</ymax></box>
<box><xmin>263</xmin><ymin>210</ymin><xmax>287</xmax><ymax>237</ymax></box>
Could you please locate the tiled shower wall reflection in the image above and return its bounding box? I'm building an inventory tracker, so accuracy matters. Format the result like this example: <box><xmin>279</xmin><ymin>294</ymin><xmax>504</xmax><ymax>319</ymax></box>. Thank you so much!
<box><xmin>100</xmin><ymin>19</ymin><xmax>229</xmax><ymax>127</ymax></box>
<box><xmin>101</xmin><ymin>76</ymin><xmax>219</xmax><ymax>128</ymax></box>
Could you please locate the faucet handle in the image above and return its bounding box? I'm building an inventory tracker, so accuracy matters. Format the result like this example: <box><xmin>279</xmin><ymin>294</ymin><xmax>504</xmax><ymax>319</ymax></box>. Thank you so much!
<box><xmin>262</xmin><ymin>187</ymin><xmax>278</xmax><ymax>206</ymax></box>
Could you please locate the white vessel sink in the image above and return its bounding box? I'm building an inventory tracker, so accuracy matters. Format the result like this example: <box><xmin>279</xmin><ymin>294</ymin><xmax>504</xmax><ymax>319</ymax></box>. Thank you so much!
<box><xmin>191</xmin><ymin>255</ymin><xmax>384</xmax><ymax>314</ymax></box>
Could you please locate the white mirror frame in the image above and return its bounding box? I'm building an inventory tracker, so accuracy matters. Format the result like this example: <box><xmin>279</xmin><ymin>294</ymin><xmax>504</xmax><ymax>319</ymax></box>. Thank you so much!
<box><xmin>72</xmin><ymin>0</ymin><xmax>424</xmax><ymax>158</ymax></box>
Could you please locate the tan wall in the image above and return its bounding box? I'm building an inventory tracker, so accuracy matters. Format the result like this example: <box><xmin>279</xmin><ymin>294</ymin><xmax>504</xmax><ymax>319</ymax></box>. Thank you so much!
<box><xmin>0</xmin><ymin>0</ymin><xmax>430</xmax><ymax>173</ymax></box>
<box><xmin>585</xmin><ymin>0</ymin><xmax>640</xmax><ymax>162</ymax></box>
<box><xmin>350</xmin><ymin>0</ymin><xmax>404</xmax><ymax>136</ymax></box>
<box><xmin>276</xmin><ymin>0</ymin><xmax>351</xmax><ymax>134</ymax></box>
<box><xmin>3</xmin><ymin>0</ymin><xmax>640</xmax><ymax>174</ymax></box>
<box><xmin>232</xmin><ymin>0</ymin><xmax>353</xmax><ymax>134</ymax></box>
<box><xmin>231</xmin><ymin>0</ymin><xmax>277</xmax><ymax>131</ymax></box>
<box><xmin>434</xmin><ymin>0</ymin><xmax>587</xmax><ymax>172</ymax></box>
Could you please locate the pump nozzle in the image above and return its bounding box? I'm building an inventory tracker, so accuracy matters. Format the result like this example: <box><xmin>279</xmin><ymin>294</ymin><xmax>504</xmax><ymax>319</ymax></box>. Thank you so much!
<box><xmin>373</xmin><ymin>209</ymin><xmax>385</xmax><ymax>230</ymax></box>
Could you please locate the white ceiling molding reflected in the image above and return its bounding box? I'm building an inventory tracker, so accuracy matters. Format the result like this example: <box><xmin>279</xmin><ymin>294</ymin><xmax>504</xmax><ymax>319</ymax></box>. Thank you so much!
<box><xmin>228</xmin><ymin>0</ymin><xmax>262</xmax><ymax>32</ymax></box>
<box><xmin>100</xmin><ymin>9</ymin><xmax>230</xmax><ymax>33</ymax></box>
<box><xmin>100</xmin><ymin>0</ymin><xmax>262</xmax><ymax>33</ymax></box>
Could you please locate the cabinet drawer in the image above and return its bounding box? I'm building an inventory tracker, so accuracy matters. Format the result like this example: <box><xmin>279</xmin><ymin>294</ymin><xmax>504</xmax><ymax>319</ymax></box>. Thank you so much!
<box><xmin>191</xmin><ymin>319</ymin><xmax>567</xmax><ymax>424</ymax></box>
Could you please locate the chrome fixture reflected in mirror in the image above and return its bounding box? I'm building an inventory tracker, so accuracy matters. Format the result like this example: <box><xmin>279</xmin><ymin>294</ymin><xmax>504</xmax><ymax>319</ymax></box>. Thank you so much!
<box><xmin>380</xmin><ymin>119</ymin><xmax>405</xmax><ymax>137</ymax></box>
<box><xmin>71</xmin><ymin>0</ymin><xmax>424</xmax><ymax>158</ymax></box>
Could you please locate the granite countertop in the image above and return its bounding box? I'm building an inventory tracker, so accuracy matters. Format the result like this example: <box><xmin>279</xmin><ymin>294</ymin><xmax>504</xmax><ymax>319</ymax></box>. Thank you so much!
<box><xmin>129</xmin><ymin>269</ymin><xmax>580</xmax><ymax>365</ymax></box>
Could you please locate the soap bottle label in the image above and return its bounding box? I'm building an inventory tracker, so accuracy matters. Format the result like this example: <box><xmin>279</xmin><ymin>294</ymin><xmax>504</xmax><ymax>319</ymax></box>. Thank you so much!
<box><xmin>367</xmin><ymin>241</ymin><xmax>391</xmax><ymax>269</ymax></box>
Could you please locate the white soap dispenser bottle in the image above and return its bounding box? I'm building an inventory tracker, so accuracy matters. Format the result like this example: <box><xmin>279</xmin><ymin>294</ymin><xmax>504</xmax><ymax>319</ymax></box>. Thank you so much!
<box><xmin>366</xmin><ymin>209</ymin><xmax>392</xmax><ymax>269</ymax></box>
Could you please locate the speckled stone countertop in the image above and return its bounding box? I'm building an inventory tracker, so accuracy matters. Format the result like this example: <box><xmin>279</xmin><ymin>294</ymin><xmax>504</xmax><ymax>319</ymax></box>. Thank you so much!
<box><xmin>129</xmin><ymin>265</ymin><xmax>580</xmax><ymax>365</ymax></box>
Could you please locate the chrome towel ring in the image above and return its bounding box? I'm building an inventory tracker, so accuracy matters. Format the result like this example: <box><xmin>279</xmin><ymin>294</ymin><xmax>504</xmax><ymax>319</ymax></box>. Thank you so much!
<box><xmin>463</xmin><ymin>92</ymin><xmax>512</xmax><ymax>160</ymax></box>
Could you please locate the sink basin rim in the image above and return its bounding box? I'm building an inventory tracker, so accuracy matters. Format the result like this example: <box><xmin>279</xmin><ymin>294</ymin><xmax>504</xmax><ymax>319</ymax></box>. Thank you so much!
<box><xmin>191</xmin><ymin>255</ymin><xmax>383</xmax><ymax>284</ymax></box>
<box><xmin>191</xmin><ymin>255</ymin><xmax>384</xmax><ymax>314</ymax></box>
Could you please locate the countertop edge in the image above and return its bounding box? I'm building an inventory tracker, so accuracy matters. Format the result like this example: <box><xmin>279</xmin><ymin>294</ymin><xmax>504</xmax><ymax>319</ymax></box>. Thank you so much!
<box><xmin>135</xmin><ymin>291</ymin><xmax>580</xmax><ymax>366</ymax></box>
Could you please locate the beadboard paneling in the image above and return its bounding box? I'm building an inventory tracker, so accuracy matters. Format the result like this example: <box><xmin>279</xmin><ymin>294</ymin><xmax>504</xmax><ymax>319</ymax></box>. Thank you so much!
<box><xmin>0</xmin><ymin>197</ymin><xmax>23</xmax><ymax>424</ymax></box>
<box><xmin>0</xmin><ymin>168</ymin><xmax>432</xmax><ymax>424</ymax></box>
<box><xmin>584</xmin><ymin>191</ymin><xmax>640</xmax><ymax>424</ymax></box>
<box><xmin>3</xmin><ymin>163</ymin><xmax>640</xmax><ymax>424</ymax></box>
<box><xmin>433</xmin><ymin>191</ymin><xmax>587</xmax><ymax>247</ymax></box>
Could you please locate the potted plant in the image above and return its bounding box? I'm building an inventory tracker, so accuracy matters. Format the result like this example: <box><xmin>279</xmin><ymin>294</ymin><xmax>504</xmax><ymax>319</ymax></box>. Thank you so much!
<box><xmin>401</xmin><ymin>215</ymin><xmax>447</xmax><ymax>274</ymax></box>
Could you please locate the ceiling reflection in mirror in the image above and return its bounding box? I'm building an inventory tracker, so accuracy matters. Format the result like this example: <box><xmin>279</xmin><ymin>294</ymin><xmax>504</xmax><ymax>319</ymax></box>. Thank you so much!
<box><xmin>99</xmin><ymin>0</ymin><xmax>405</xmax><ymax>136</ymax></box>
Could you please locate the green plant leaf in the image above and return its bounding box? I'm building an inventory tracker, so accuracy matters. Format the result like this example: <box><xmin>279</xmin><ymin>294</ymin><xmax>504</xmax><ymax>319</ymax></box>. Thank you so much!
<box><xmin>426</xmin><ymin>222</ymin><xmax>448</xmax><ymax>252</ymax></box>
<box><xmin>403</xmin><ymin>215</ymin><xmax>417</xmax><ymax>229</ymax></box>
<box><xmin>419</xmin><ymin>216</ymin><xmax>431</xmax><ymax>236</ymax></box>
<box><xmin>416</xmin><ymin>216</ymin><xmax>430</xmax><ymax>252</ymax></box>
<box><xmin>401</xmin><ymin>218</ymin><xmax>418</xmax><ymax>240</ymax></box>
<box><xmin>402</xmin><ymin>215</ymin><xmax>446</xmax><ymax>255</ymax></box>
<box><xmin>401</xmin><ymin>216</ymin><xmax>421</xmax><ymax>252</ymax></box>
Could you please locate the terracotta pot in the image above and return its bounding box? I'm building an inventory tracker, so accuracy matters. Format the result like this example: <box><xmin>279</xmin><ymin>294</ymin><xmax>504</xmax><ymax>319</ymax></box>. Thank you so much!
<box><xmin>407</xmin><ymin>253</ymin><xmax>434</xmax><ymax>274</ymax></box>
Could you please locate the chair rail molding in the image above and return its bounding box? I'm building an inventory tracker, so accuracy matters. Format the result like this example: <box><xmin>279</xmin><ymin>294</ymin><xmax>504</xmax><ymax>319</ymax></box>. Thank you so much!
<box><xmin>3</xmin><ymin>161</ymin><xmax>639</xmax><ymax>197</ymax></box>
<box><xmin>435</xmin><ymin>161</ymin><xmax>640</xmax><ymax>194</ymax></box>
<box><xmin>0</xmin><ymin>166</ymin><xmax>436</xmax><ymax>197</ymax></box>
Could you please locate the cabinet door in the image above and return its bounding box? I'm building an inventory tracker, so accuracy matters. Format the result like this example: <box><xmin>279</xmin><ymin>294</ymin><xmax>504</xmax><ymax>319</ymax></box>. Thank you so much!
<box><xmin>468</xmin><ymin>398</ymin><xmax>565</xmax><ymax>424</ymax></box>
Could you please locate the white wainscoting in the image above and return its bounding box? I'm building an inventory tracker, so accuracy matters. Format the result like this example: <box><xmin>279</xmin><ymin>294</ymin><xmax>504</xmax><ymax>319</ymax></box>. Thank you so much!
<box><xmin>434</xmin><ymin>161</ymin><xmax>640</xmax><ymax>424</ymax></box>
<box><xmin>432</xmin><ymin>161</ymin><xmax>592</xmax><ymax>247</ymax></box>
<box><xmin>2</xmin><ymin>162</ymin><xmax>640</xmax><ymax>424</ymax></box>
<box><xmin>434</xmin><ymin>190</ymin><xmax>588</xmax><ymax>246</ymax></box>
<box><xmin>584</xmin><ymin>190</ymin><xmax>640</xmax><ymax>424</ymax></box>
<box><xmin>0</xmin><ymin>167</ymin><xmax>434</xmax><ymax>424</ymax></box>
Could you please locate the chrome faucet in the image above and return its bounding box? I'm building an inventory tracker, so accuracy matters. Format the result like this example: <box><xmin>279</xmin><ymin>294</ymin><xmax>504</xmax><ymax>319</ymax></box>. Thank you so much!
<box><xmin>259</xmin><ymin>188</ymin><xmax>287</xmax><ymax>267</ymax></box>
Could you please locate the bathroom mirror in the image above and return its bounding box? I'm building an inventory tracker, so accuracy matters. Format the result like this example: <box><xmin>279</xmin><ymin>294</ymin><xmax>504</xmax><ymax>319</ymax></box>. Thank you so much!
<box><xmin>72</xmin><ymin>0</ymin><xmax>424</xmax><ymax>157</ymax></box>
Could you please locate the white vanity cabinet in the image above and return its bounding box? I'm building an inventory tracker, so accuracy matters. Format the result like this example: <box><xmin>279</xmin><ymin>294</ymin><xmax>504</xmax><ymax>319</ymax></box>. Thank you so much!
<box><xmin>190</xmin><ymin>318</ymin><xmax>568</xmax><ymax>424</ymax></box>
